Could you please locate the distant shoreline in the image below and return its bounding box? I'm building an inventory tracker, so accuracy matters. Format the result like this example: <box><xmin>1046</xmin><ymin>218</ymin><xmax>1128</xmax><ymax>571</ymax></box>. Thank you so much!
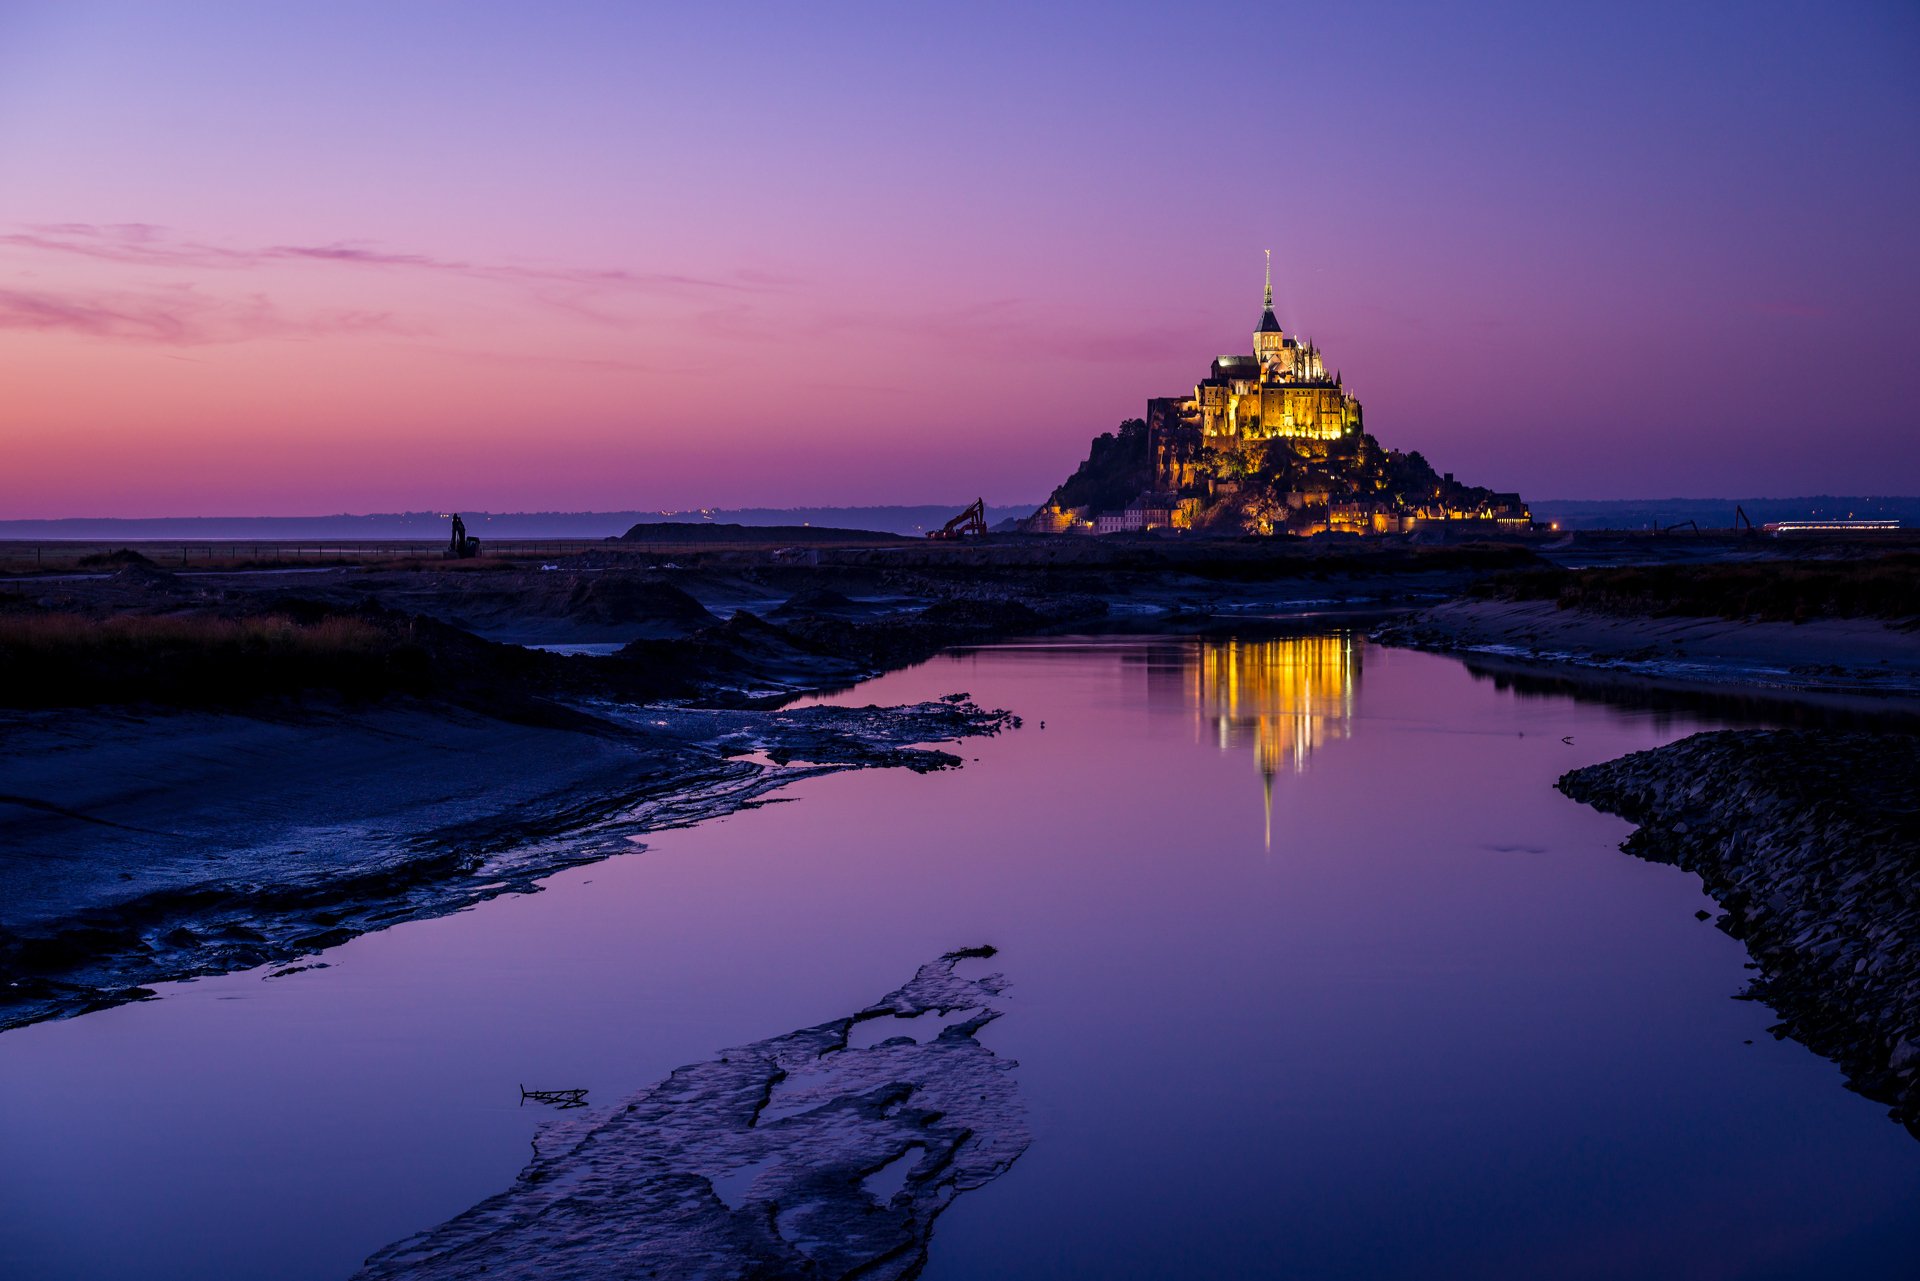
<box><xmin>1</xmin><ymin>494</ymin><xmax>1912</xmax><ymax>540</ymax></box>
<box><xmin>0</xmin><ymin>504</ymin><xmax>1041</xmax><ymax>541</ymax></box>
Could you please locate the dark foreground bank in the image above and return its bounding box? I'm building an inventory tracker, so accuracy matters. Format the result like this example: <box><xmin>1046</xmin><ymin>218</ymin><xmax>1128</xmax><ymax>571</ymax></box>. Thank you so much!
<box><xmin>1560</xmin><ymin>730</ymin><xmax>1920</xmax><ymax>1134</ymax></box>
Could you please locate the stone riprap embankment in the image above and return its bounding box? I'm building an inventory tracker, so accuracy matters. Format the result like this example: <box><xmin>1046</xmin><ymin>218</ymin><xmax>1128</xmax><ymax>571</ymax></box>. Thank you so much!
<box><xmin>1558</xmin><ymin>730</ymin><xmax>1920</xmax><ymax>1133</ymax></box>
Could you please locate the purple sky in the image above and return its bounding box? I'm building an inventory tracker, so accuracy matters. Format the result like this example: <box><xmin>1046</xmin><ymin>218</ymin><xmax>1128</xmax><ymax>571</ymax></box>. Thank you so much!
<box><xmin>1</xmin><ymin>1</ymin><xmax>1916</xmax><ymax>516</ymax></box>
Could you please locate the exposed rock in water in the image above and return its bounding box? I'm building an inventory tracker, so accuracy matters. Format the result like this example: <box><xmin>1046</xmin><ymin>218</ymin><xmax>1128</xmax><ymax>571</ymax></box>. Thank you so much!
<box><xmin>1558</xmin><ymin>730</ymin><xmax>1920</xmax><ymax>1134</ymax></box>
<box><xmin>354</xmin><ymin>947</ymin><xmax>1027</xmax><ymax>1280</ymax></box>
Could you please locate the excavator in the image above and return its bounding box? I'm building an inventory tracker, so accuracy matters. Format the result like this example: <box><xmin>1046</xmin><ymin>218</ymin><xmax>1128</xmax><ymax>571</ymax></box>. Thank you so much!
<box><xmin>447</xmin><ymin>513</ymin><xmax>482</xmax><ymax>558</ymax></box>
<box><xmin>927</xmin><ymin>498</ymin><xmax>988</xmax><ymax>540</ymax></box>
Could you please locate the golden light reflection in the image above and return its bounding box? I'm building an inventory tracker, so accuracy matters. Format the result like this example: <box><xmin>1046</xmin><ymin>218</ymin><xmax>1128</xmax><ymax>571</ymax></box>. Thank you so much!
<box><xmin>1188</xmin><ymin>634</ymin><xmax>1359</xmax><ymax>850</ymax></box>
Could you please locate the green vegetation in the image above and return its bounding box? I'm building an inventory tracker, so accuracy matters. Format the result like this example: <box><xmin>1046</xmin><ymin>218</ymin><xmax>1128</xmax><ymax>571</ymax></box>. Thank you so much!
<box><xmin>0</xmin><ymin>612</ymin><xmax>430</xmax><ymax>708</ymax></box>
<box><xmin>1478</xmin><ymin>555</ymin><xmax>1920</xmax><ymax>624</ymax></box>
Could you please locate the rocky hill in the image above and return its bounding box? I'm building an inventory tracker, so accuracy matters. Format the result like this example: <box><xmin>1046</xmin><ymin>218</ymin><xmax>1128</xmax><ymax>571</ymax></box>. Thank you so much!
<box><xmin>1036</xmin><ymin>419</ymin><xmax>1528</xmax><ymax>536</ymax></box>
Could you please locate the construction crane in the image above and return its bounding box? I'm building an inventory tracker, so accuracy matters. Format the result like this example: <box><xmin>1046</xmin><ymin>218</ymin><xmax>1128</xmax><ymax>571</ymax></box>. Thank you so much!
<box><xmin>927</xmin><ymin>499</ymin><xmax>988</xmax><ymax>540</ymax></box>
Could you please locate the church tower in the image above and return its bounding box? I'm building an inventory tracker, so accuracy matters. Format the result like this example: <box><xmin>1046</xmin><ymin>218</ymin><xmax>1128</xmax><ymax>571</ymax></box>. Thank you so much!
<box><xmin>1253</xmin><ymin>249</ymin><xmax>1287</xmax><ymax>374</ymax></box>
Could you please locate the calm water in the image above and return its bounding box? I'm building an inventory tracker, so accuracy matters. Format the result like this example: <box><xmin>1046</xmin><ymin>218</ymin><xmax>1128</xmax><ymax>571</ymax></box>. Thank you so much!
<box><xmin>2</xmin><ymin>634</ymin><xmax>1916</xmax><ymax>1279</ymax></box>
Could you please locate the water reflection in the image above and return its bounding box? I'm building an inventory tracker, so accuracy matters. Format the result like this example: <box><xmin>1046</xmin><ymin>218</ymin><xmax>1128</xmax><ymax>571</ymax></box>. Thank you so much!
<box><xmin>6</xmin><ymin>636</ymin><xmax>1919</xmax><ymax>1281</ymax></box>
<box><xmin>1140</xmin><ymin>634</ymin><xmax>1360</xmax><ymax>847</ymax></box>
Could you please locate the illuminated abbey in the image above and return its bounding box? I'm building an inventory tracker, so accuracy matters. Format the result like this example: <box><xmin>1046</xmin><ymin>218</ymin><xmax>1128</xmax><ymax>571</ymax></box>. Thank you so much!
<box><xmin>1032</xmin><ymin>253</ymin><xmax>1530</xmax><ymax>536</ymax></box>
<box><xmin>1150</xmin><ymin>251</ymin><xmax>1364</xmax><ymax>470</ymax></box>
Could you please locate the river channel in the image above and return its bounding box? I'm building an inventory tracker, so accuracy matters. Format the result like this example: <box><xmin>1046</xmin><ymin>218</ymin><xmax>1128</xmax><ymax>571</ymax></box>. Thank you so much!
<box><xmin>2</xmin><ymin>631</ymin><xmax>1916</xmax><ymax>1279</ymax></box>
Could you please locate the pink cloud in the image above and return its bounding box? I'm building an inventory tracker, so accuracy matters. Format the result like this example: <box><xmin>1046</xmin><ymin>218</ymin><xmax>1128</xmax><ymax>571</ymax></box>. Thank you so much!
<box><xmin>0</xmin><ymin>285</ymin><xmax>404</xmax><ymax>345</ymax></box>
<box><xmin>3</xmin><ymin>223</ymin><xmax>779</xmax><ymax>298</ymax></box>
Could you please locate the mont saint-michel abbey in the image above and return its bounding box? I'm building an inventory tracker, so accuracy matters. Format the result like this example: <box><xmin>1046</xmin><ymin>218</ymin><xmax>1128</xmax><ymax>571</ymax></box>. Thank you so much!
<box><xmin>1151</xmin><ymin>251</ymin><xmax>1365</xmax><ymax>472</ymax></box>
<box><xmin>1031</xmin><ymin>253</ymin><xmax>1530</xmax><ymax>536</ymax></box>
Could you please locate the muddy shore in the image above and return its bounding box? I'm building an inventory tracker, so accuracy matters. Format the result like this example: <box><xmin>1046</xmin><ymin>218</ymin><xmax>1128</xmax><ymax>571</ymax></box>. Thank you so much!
<box><xmin>1560</xmin><ymin>731</ymin><xmax>1920</xmax><ymax>1134</ymax></box>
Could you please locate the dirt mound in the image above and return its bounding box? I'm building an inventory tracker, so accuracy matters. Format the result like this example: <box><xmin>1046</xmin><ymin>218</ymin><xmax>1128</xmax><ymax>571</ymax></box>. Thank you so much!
<box><xmin>540</xmin><ymin>576</ymin><xmax>718</xmax><ymax>634</ymax></box>
<box><xmin>367</xmin><ymin>571</ymin><xmax>723</xmax><ymax>643</ymax></box>
<box><xmin>917</xmin><ymin>597</ymin><xmax>1048</xmax><ymax>631</ymax></box>
<box><xmin>77</xmin><ymin>548</ymin><xmax>157</xmax><ymax>569</ymax></box>
<box><xmin>770</xmin><ymin>587</ymin><xmax>860</xmax><ymax>617</ymax></box>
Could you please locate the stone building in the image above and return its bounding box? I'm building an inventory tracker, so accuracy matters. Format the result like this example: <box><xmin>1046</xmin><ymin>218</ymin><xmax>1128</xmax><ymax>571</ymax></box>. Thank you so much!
<box><xmin>1150</xmin><ymin>252</ymin><xmax>1364</xmax><ymax>488</ymax></box>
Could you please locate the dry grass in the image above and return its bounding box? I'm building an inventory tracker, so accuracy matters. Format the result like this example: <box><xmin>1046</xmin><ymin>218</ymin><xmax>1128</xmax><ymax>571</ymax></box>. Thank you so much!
<box><xmin>1478</xmin><ymin>554</ymin><xmax>1920</xmax><ymax>624</ymax></box>
<box><xmin>0</xmin><ymin>612</ymin><xmax>425</xmax><ymax>707</ymax></box>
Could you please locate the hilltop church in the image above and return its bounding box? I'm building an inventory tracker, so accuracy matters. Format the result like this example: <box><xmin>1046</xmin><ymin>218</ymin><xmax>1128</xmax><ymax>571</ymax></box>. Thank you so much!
<box><xmin>1148</xmin><ymin>252</ymin><xmax>1364</xmax><ymax>488</ymax></box>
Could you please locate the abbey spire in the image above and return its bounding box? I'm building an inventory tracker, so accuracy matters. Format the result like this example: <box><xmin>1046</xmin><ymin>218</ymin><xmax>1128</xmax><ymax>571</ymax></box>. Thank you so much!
<box><xmin>1255</xmin><ymin>250</ymin><xmax>1284</xmax><ymax>342</ymax></box>
<box><xmin>1253</xmin><ymin>249</ymin><xmax>1287</xmax><ymax>371</ymax></box>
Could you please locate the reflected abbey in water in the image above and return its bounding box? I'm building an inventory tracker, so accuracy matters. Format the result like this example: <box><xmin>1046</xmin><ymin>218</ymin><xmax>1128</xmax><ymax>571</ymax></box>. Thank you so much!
<box><xmin>1139</xmin><ymin>633</ymin><xmax>1361</xmax><ymax>846</ymax></box>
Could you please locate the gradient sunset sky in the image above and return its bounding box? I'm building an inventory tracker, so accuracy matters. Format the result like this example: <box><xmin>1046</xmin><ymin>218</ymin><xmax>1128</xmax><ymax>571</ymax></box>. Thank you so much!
<box><xmin>2</xmin><ymin>1</ymin><xmax>1916</xmax><ymax>517</ymax></box>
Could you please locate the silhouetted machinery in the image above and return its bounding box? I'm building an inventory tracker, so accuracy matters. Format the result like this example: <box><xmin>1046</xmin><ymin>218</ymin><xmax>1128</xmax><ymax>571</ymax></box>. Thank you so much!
<box><xmin>1660</xmin><ymin>519</ymin><xmax>1699</xmax><ymax>535</ymax></box>
<box><xmin>928</xmin><ymin>499</ymin><xmax>988</xmax><ymax>540</ymax></box>
<box><xmin>1735</xmin><ymin>505</ymin><xmax>1757</xmax><ymax>536</ymax></box>
<box><xmin>447</xmin><ymin>513</ymin><xmax>481</xmax><ymax>558</ymax></box>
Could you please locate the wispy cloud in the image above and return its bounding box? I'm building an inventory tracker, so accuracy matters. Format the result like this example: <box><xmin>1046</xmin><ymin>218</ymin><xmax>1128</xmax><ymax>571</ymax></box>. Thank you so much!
<box><xmin>1</xmin><ymin>222</ymin><xmax>783</xmax><ymax>299</ymax></box>
<box><xmin>0</xmin><ymin>222</ymin><xmax>795</xmax><ymax>346</ymax></box>
<box><xmin>0</xmin><ymin>285</ymin><xmax>403</xmax><ymax>345</ymax></box>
